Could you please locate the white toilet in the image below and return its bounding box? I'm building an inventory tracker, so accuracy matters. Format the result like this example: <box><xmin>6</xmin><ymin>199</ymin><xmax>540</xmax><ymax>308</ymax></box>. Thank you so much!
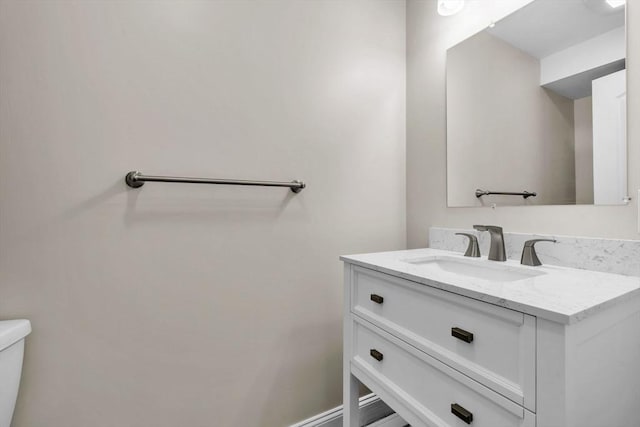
<box><xmin>0</xmin><ymin>320</ymin><xmax>31</xmax><ymax>427</ymax></box>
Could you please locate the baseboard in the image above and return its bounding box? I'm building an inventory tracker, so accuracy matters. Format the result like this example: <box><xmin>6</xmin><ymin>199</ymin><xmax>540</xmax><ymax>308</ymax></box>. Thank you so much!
<box><xmin>289</xmin><ymin>393</ymin><xmax>394</xmax><ymax>427</ymax></box>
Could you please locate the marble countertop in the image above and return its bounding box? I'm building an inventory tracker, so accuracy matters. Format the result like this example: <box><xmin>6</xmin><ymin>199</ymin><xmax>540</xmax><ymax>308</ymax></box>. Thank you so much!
<box><xmin>340</xmin><ymin>248</ymin><xmax>640</xmax><ymax>324</ymax></box>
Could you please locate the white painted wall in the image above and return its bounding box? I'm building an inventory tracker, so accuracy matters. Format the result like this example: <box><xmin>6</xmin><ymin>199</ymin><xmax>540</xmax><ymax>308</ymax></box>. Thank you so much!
<box><xmin>407</xmin><ymin>0</ymin><xmax>639</xmax><ymax>246</ymax></box>
<box><xmin>540</xmin><ymin>26</ymin><xmax>625</xmax><ymax>86</ymax></box>
<box><xmin>0</xmin><ymin>1</ymin><xmax>406</xmax><ymax>426</ymax></box>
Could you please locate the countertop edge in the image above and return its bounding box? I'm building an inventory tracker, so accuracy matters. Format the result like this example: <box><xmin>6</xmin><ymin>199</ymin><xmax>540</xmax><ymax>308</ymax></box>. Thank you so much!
<box><xmin>340</xmin><ymin>255</ymin><xmax>640</xmax><ymax>325</ymax></box>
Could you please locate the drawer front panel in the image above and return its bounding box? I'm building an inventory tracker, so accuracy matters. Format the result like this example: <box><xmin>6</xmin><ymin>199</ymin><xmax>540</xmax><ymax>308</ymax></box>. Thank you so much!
<box><xmin>352</xmin><ymin>317</ymin><xmax>535</xmax><ymax>427</ymax></box>
<box><xmin>351</xmin><ymin>266</ymin><xmax>535</xmax><ymax>409</ymax></box>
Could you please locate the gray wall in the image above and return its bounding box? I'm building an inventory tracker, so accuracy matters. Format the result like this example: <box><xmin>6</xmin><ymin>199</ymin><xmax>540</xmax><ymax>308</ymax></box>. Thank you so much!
<box><xmin>574</xmin><ymin>96</ymin><xmax>595</xmax><ymax>204</ymax></box>
<box><xmin>447</xmin><ymin>31</ymin><xmax>576</xmax><ymax>207</ymax></box>
<box><xmin>407</xmin><ymin>0</ymin><xmax>640</xmax><ymax>246</ymax></box>
<box><xmin>0</xmin><ymin>1</ymin><xmax>406</xmax><ymax>426</ymax></box>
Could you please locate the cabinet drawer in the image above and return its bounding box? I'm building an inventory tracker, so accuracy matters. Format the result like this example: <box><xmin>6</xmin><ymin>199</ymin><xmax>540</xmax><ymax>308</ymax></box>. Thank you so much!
<box><xmin>351</xmin><ymin>266</ymin><xmax>535</xmax><ymax>409</ymax></box>
<box><xmin>351</xmin><ymin>317</ymin><xmax>535</xmax><ymax>427</ymax></box>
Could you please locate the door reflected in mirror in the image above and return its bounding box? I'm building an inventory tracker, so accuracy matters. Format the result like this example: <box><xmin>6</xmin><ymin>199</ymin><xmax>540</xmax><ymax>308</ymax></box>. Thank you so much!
<box><xmin>446</xmin><ymin>0</ymin><xmax>627</xmax><ymax>207</ymax></box>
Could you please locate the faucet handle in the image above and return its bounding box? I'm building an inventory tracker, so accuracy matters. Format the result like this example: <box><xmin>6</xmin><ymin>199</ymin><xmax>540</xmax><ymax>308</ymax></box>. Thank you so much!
<box><xmin>521</xmin><ymin>239</ymin><xmax>557</xmax><ymax>266</ymax></box>
<box><xmin>455</xmin><ymin>233</ymin><xmax>481</xmax><ymax>257</ymax></box>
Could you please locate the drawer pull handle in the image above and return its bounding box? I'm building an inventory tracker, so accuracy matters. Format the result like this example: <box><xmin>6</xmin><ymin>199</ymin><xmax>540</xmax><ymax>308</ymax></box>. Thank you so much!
<box><xmin>370</xmin><ymin>294</ymin><xmax>384</xmax><ymax>304</ymax></box>
<box><xmin>451</xmin><ymin>403</ymin><xmax>473</xmax><ymax>424</ymax></box>
<box><xmin>370</xmin><ymin>349</ymin><xmax>384</xmax><ymax>361</ymax></box>
<box><xmin>451</xmin><ymin>327</ymin><xmax>474</xmax><ymax>343</ymax></box>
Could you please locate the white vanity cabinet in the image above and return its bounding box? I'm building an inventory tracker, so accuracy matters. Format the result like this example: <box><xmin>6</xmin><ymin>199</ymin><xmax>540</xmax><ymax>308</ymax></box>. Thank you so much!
<box><xmin>342</xmin><ymin>253</ymin><xmax>640</xmax><ymax>427</ymax></box>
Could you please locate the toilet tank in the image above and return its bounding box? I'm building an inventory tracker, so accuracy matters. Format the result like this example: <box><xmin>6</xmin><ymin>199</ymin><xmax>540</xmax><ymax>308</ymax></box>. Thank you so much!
<box><xmin>0</xmin><ymin>320</ymin><xmax>31</xmax><ymax>427</ymax></box>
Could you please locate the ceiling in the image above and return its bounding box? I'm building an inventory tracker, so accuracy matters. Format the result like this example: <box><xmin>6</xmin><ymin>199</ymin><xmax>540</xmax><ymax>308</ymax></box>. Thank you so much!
<box><xmin>487</xmin><ymin>0</ymin><xmax>625</xmax><ymax>59</ymax></box>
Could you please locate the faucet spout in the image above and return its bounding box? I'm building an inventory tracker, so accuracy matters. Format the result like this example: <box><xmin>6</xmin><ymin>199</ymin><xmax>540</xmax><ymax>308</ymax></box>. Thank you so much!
<box><xmin>473</xmin><ymin>225</ymin><xmax>506</xmax><ymax>261</ymax></box>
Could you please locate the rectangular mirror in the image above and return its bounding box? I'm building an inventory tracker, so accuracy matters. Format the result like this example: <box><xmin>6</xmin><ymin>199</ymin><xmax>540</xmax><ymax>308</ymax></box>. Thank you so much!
<box><xmin>446</xmin><ymin>0</ymin><xmax>627</xmax><ymax>207</ymax></box>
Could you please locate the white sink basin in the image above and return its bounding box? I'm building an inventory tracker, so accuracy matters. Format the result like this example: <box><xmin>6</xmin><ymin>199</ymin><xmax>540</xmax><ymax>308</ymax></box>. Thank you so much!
<box><xmin>402</xmin><ymin>255</ymin><xmax>546</xmax><ymax>282</ymax></box>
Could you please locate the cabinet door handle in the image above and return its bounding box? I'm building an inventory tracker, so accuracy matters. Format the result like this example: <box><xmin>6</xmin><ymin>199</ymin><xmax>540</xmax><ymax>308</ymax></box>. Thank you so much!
<box><xmin>451</xmin><ymin>403</ymin><xmax>473</xmax><ymax>424</ymax></box>
<box><xmin>370</xmin><ymin>349</ymin><xmax>384</xmax><ymax>361</ymax></box>
<box><xmin>370</xmin><ymin>294</ymin><xmax>384</xmax><ymax>304</ymax></box>
<box><xmin>451</xmin><ymin>327</ymin><xmax>474</xmax><ymax>343</ymax></box>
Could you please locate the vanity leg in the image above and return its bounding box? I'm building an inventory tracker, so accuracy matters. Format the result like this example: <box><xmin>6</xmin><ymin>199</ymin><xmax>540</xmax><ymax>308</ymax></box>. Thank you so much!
<box><xmin>343</xmin><ymin>264</ymin><xmax>359</xmax><ymax>427</ymax></box>
<box><xmin>343</xmin><ymin>373</ymin><xmax>359</xmax><ymax>427</ymax></box>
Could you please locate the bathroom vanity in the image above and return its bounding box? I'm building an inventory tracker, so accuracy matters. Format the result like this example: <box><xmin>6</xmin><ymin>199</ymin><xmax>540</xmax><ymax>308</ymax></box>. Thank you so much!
<box><xmin>341</xmin><ymin>249</ymin><xmax>640</xmax><ymax>427</ymax></box>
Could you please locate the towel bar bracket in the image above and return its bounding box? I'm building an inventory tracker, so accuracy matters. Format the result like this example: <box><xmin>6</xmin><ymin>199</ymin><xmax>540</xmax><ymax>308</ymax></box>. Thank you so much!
<box><xmin>125</xmin><ymin>171</ymin><xmax>145</xmax><ymax>188</ymax></box>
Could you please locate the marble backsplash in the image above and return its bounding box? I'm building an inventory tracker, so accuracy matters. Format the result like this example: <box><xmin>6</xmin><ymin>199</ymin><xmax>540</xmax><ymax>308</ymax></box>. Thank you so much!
<box><xmin>429</xmin><ymin>227</ymin><xmax>640</xmax><ymax>277</ymax></box>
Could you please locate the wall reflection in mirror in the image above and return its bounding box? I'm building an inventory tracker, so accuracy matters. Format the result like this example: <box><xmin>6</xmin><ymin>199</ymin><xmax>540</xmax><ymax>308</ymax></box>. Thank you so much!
<box><xmin>446</xmin><ymin>0</ymin><xmax>627</xmax><ymax>207</ymax></box>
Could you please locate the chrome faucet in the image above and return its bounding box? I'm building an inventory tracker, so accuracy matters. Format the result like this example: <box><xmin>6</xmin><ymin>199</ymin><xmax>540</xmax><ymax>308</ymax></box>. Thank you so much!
<box><xmin>473</xmin><ymin>225</ymin><xmax>506</xmax><ymax>261</ymax></box>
